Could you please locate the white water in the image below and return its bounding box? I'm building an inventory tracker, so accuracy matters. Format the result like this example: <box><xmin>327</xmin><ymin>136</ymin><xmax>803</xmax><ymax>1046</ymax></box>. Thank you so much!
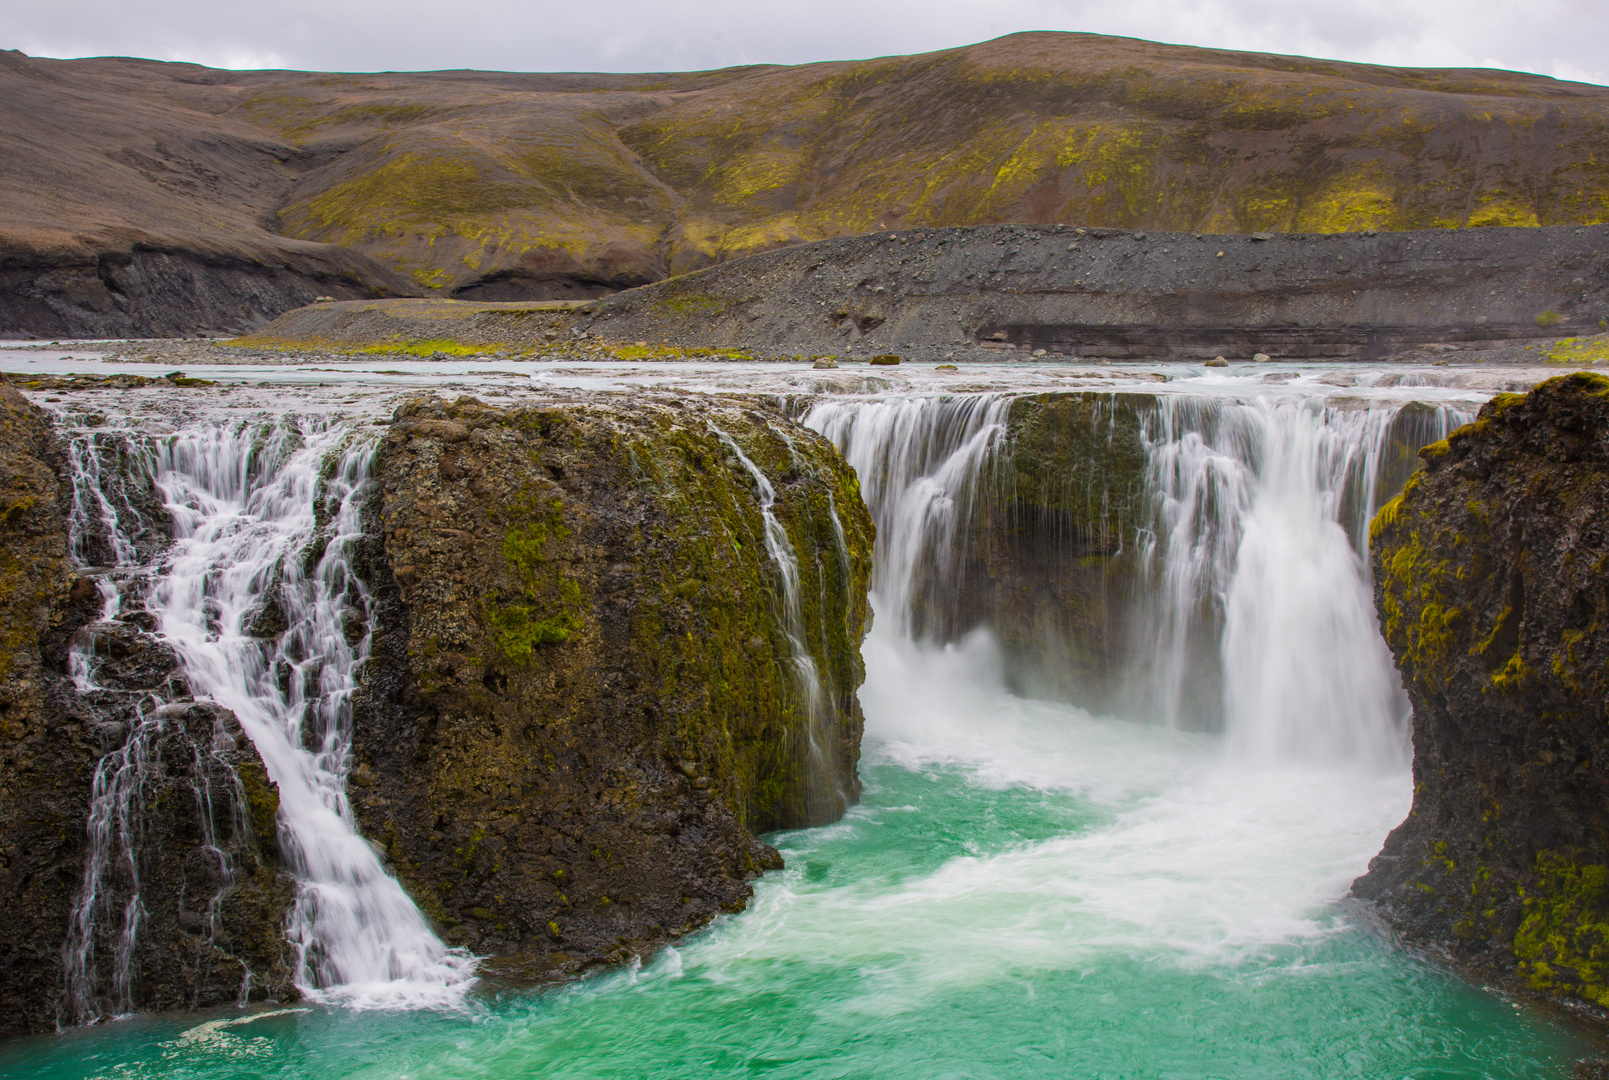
<box><xmin>64</xmin><ymin>419</ymin><xmax>477</xmax><ymax>1014</ymax></box>
<box><xmin>796</xmin><ymin>387</ymin><xmax>1473</xmax><ymax>985</ymax></box>
<box><xmin>48</xmin><ymin>375</ymin><xmax>1477</xmax><ymax>1032</ymax></box>
<box><xmin>805</xmin><ymin>395</ymin><xmax>1011</xmax><ymax>636</ymax></box>
<box><xmin>807</xmin><ymin>388</ymin><xmax>1469</xmax><ymax>766</ymax></box>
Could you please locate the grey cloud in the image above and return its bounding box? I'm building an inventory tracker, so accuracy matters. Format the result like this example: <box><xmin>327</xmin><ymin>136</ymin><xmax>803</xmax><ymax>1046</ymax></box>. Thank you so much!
<box><xmin>1</xmin><ymin>0</ymin><xmax>1604</xmax><ymax>85</ymax></box>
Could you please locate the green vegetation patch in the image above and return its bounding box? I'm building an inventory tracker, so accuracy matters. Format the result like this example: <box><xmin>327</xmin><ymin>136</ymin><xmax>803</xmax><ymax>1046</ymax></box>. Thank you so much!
<box><xmin>1544</xmin><ymin>334</ymin><xmax>1609</xmax><ymax>366</ymax></box>
<box><xmin>1515</xmin><ymin>851</ymin><xmax>1609</xmax><ymax>1007</ymax></box>
<box><xmin>486</xmin><ymin>494</ymin><xmax>585</xmax><ymax>661</ymax></box>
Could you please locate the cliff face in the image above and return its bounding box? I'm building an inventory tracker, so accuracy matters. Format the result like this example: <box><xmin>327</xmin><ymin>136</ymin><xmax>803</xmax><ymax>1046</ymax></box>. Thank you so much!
<box><xmin>4</xmin><ymin>32</ymin><xmax>1609</xmax><ymax>333</ymax></box>
<box><xmin>0</xmin><ymin>382</ymin><xmax>93</xmax><ymax>1029</ymax></box>
<box><xmin>351</xmin><ymin>393</ymin><xmax>874</xmax><ymax>979</ymax></box>
<box><xmin>0</xmin><ymin>384</ymin><xmax>295</xmax><ymax>1033</ymax></box>
<box><xmin>1355</xmin><ymin>373</ymin><xmax>1609</xmax><ymax>1012</ymax></box>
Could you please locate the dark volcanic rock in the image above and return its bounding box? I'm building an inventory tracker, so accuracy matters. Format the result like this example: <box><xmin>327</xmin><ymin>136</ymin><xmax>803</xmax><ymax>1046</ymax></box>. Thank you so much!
<box><xmin>351</xmin><ymin>393</ymin><xmax>874</xmax><ymax>981</ymax></box>
<box><xmin>581</xmin><ymin>222</ymin><xmax>1609</xmax><ymax>360</ymax></box>
<box><xmin>246</xmin><ymin>223</ymin><xmax>1609</xmax><ymax>362</ymax></box>
<box><xmin>57</xmin><ymin>700</ymin><xmax>297</xmax><ymax>1025</ymax></box>
<box><xmin>911</xmin><ymin>393</ymin><xmax>1151</xmax><ymax>709</ymax></box>
<box><xmin>0</xmin><ymin>381</ymin><xmax>95</xmax><ymax>1032</ymax></box>
<box><xmin>1355</xmin><ymin>372</ymin><xmax>1609</xmax><ymax>1013</ymax></box>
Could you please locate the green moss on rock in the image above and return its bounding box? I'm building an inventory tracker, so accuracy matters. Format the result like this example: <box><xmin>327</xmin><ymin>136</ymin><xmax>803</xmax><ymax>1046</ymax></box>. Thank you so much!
<box><xmin>351</xmin><ymin>392</ymin><xmax>873</xmax><ymax>983</ymax></box>
<box><xmin>1356</xmin><ymin>373</ymin><xmax>1609</xmax><ymax>1018</ymax></box>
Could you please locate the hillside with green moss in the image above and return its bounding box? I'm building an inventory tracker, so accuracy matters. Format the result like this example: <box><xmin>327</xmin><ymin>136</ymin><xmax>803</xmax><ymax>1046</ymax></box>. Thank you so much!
<box><xmin>3</xmin><ymin>32</ymin><xmax>1608</xmax><ymax>334</ymax></box>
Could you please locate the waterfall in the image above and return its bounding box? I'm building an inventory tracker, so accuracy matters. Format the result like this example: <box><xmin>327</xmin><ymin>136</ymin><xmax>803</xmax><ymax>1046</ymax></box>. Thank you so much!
<box><xmin>710</xmin><ymin>422</ymin><xmax>846</xmax><ymax>823</ymax></box>
<box><xmin>62</xmin><ymin>417</ymin><xmax>476</xmax><ymax>1017</ymax></box>
<box><xmin>804</xmin><ymin>387</ymin><xmax>1473</xmax><ymax>767</ymax></box>
<box><xmin>804</xmin><ymin>395</ymin><xmax>1011</xmax><ymax>637</ymax></box>
<box><xmin>1137</xmin><ymin>396</ymin><xmax>1465</xmax><ymax>763</ymax></box>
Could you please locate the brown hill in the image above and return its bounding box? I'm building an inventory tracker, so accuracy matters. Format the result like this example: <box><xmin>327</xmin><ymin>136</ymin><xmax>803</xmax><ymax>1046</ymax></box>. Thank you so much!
<box><xmin>2</xmin><ymin>33</ymin><xmax>1608</xmax><ymax>336</ymax></box>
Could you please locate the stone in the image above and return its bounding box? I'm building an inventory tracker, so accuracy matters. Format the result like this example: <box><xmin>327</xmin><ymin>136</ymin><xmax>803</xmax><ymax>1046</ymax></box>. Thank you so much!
<box><xmin>350</xmin><ymin>393</ymin><xmax>875</xmax><ymax>982</ymax></box>
<box><xmin>1355</xmin><ymin>373</ymin><xmax>1609</xmax><ymax>1013</ymax></box>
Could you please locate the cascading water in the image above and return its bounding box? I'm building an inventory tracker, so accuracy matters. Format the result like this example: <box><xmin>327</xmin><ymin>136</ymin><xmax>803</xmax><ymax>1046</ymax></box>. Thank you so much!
<box><xmin>1136</xmin><ymin>395</ymin><xmax>1468</xmax><ymax>760</ymax></box>
<box><xmin>710</xmin><ymin>421</ymin><xmax>846</xmax><ymax>823</ymax></box>
<box><xmin>804</xmin><ymin>395</ymin><xmax>1011</xmax><ymax>636</ymax></box>
<box><xmin>60</xmin><ymin>417</ymin><xmax>476</xmax><ymax>1017</ymax></box>
<box><xmin>805</xmin><ymin>388</ymin><xmax>1471</xmax><ymax>765</ymax></box>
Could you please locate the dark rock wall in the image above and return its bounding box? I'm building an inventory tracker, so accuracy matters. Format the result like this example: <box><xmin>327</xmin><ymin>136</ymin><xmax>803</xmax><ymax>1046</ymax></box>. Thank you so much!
<box><xmin>351</xmin><ymin>393</ymin><xmax>874</xmax><ymax>981</ymax></box>
<box><xmin>0</xmin><ymin>382</ymin><xmax>96</xmax><ymax>1031</ymax></box>
<box><xmin>1356</xmin><ymin>373</ymin><xmax>1609</xmax><ymax>1012</ymax></box>
<box><xmin>58</xmin><ymin>700</ymin><xmax>297</xmax><ymax>1025</ymax></box>
<box><xmin>0</xmin><ymin>248</ymin><xmax>421</xmax><ymax>340</ymax></box>
<box><xmin>909</xmin><ymin>393</ymin><xmax>1151</xmax><ymax>710</ymax></box>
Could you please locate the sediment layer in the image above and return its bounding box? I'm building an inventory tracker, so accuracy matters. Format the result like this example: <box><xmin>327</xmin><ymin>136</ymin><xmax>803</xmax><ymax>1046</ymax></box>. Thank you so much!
<box><xmin>242</xmin><ymin>223</ymin><xmax>1609</xmax><ymax>362</ymax></box>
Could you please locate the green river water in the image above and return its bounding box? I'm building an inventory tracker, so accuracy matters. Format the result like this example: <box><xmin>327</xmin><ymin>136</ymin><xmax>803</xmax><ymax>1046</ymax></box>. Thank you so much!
<box><xmin>3</xmin><ymin>633</ymin><xmax>1599</xmax><ymax>1080</ymax></box>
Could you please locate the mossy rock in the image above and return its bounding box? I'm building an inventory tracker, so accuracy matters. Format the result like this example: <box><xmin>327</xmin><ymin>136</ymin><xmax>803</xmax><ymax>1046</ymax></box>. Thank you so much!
<box><xmin>351</xmin><ymin>392</ymin><xmax>874</xmax><ymax>983</ymax></box>
<box><xmin>1356</xmin><ymin>372</ymin><xmax>1609</xmax><ymax>1018</ymax></box>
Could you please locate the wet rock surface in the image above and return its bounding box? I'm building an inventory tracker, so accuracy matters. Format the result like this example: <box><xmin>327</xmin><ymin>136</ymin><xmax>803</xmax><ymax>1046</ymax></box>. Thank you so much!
<box><xmin>1356</xmin><ymin>372</ymin><xmax>1609</xmax><ymax>1015</ymax></box>
<box><xmin>0</xmin><ymin>381</ymin><xmax>97</xmax><ymax>1032</ymax></box>
<box><xmin>56</xmin><ymin>697</ymin><xmax>298</xmax><ymax>1025</ymax></box>
<box><xmin>351</xmin><ymin>392</ymin><xmax>873</xmax><ymax>981</ymax></box>
<box><xmin>911</xmin><ymin>393</ymin><xmax>1151</xmax><ymax>709</ymax></box>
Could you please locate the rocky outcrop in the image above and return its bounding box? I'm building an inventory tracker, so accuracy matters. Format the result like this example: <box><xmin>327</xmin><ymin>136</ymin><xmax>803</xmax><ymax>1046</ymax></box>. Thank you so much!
<box><xmin>0</xmin><ymin>382</ymin><xmax>94</xmax><ymax>1030</ymax></box>
<box><xmin>911</xmin><ymin>393</ymin><xmax>1151</xmax><ymax>709</ymax></box>
<box><xmin>0</xmin><ymin>384</ymin><xmax>296</xmax><ymax>1033</ymax></box>
<box><xmin>1355</xmin><ymin>372</ymin><xmax>1609</xmax><ymax>1013</ymax></box>
<box><xmin>54</xmin><ymin>696</ymin><xmax>298</xmax><ymax>1026</ymax></box>
<box><xmin>350</xmin><ymin>393</ymin><xmax>874</xmax><ymax>980</ymax></box>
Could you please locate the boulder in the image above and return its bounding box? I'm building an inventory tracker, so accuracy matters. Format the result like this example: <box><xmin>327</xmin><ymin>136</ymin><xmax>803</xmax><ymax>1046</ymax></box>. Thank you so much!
<box><xmin>350</xmin><ymin>393</ymin><xmax>874</xmax><ymax>981</ymax></box>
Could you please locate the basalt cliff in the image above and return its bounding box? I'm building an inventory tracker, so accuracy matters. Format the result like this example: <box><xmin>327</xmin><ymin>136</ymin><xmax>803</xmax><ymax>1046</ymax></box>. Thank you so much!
<box><xmin>1356</xmin><ymin>372</ymin><xmax>1609</xmax><ymax>1015</ymax></box>
<box><xmin>4</xmin><ymin>31</ymin><xmax>1609</xmax><ymax>337</ymax></box>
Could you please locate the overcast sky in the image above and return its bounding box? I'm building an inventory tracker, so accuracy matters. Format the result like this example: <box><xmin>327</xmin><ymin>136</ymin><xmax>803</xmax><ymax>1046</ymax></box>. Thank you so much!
<box><xmin>4</xmin><ymin>0</ymin><xmax>1606</xmax><ymax>87</ymax></box>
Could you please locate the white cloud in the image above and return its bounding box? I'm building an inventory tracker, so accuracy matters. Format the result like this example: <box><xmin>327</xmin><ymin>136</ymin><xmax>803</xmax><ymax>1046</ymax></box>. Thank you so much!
<box><xmin>1</xmin><ymin>0</ymin><xmax>1604</xmax><ymax>86</ymax></box>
